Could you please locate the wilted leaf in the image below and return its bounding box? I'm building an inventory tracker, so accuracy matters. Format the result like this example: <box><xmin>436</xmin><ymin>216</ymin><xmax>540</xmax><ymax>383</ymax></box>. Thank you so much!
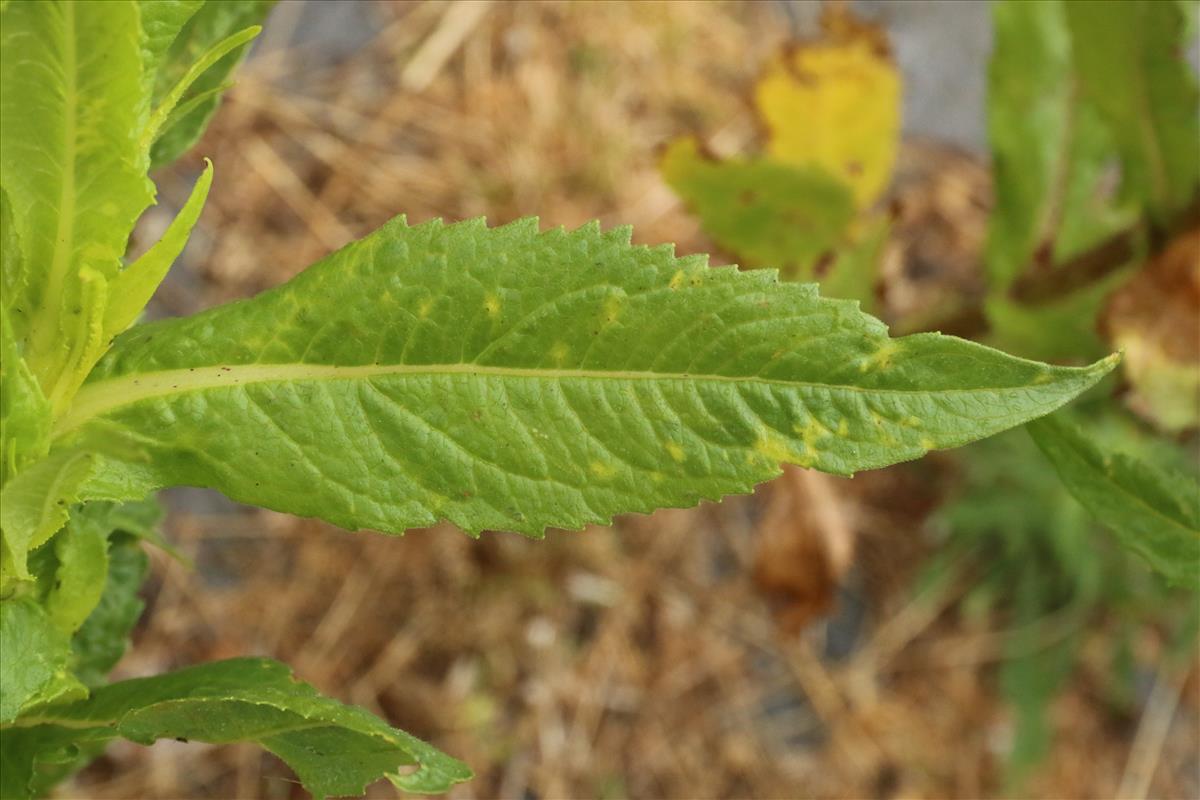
<box><xmin>1102</xmin><ymin>228</ymin><xmax>1200</xmax><ymax>432</ymax></box>
<box><xmin>754</xmin><ymin>6</ymin><xmax>900</xmax><ymax>209</ymax></box>
<box><xmin>753</xmin><ymin>465</ymin><xmax>854</xmax><ymax>632</ymax></box>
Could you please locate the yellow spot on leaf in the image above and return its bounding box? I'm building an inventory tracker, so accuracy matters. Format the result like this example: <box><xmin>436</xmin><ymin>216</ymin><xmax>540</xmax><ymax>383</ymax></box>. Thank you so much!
<box><xmin>590</xmin><ymin>461</ymin><xmax>617</xmax><ymax>480</ymax></box>
<box><xmin>417</xmin><ymin>298</ymin><xmax>435</xmax><ymax>319</ymax></box>
<box><xmin>602</xmin><ymin>294</ymin><xmax>624</xmax><ymax>325</ymax></box>
<box><xmin>859</xmin><ymin>340</ymin><xmax>900</xmax><ymax>372</ymax></box>
<box><xmin>669</xmin><ymin>270</ymin><xmax>686</xmax><ymax>290</ymax></box>
<box><xmin>754</xmin><ymin>6</ymin><xmax>900</xmax><ymax>209</ymax></box>
<box><xmin>483</xmin><ymin>293</ymin><xmax>502</xmax><ymax>319</ymax></box>
<box><xmin>550</xmin><ymin>342</ymin><xmax>570</xmax><ymax>365</ymax></box>
<box><xmin>754</xmin><ymin>429</ymin><xmax>806</xmax><ymax>466</ymax></box>
<box><xmin>665</xmin><ymin>441</ymin><xmax>686</xmax><ymax>463</ymax></box>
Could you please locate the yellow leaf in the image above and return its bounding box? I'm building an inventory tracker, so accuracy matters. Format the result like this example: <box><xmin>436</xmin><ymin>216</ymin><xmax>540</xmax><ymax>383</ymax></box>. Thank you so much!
<box><xmin>754</xmin><ymin>7</ymin><xmax>901</xmax><ymax>210</ymax></box>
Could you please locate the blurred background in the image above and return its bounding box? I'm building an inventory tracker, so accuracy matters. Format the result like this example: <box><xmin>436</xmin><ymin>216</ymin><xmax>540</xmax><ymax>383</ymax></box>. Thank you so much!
<box><xmin>64</xmin><ymin>1</ymin><xmax>1199</xmax><ymax>798</ymax></box>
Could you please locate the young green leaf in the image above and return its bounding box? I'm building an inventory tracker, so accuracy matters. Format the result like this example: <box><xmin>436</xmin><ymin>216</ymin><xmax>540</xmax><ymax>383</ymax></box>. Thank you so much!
<box><xmin>136</xmin><ymin>0</ymin><xmax>204</xmax><ymax>92</ymax></box>
<box><xmin>148</xmin><ymin>0</ymin><xmax>274</xmax><ymax>169</ymax></box>
<box><xmin>1028</xmin><ymin>413</ymin><xmax>1200</xmax><ymax>588</ymax></box>
<box><xmin>0</xmin><ymin>0</ymin><xmax>155</xmax><ymax>410</ymax></box>
<box><xmin>143</xmin><ymin>25</ymin><xmax>262</xmax><ymax>151</ymax></box>
<box><xmin>1</xmin><ymin>314</ymin><xmax>50</xmax><ymax>488</ymax></box>
<box><xmin>55</xmin><ymin>217</ymin><xmax>1115</xmax><ymax>538</ymax></box>
<box><xmin>1063</xmin><ymin>0</ymin><xmax>1199</xmax><ymax>223</ymax></box>
<box><xmin>41</xmin><ymin>518</ymin><xmax>108</xmax><ymax>636</ymax></box>
<box><xmin>8</xmin><ymin>658</ymin><xmax>471</xmax><ymax>799</ymax></box>
<box><xmin>104</xmin><ymin>159</ymin><xmax>214</xmax><ymax>340</ymax></box>
<box><xmin>0</xmin><ymin>452</ymin><xmax>98</xmax><ymax>581</ymax></box>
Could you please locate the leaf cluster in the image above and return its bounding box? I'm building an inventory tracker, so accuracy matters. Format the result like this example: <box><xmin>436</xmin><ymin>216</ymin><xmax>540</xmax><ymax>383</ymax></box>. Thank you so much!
<box><xmin>0</xmin><ymin>1</ymin><xmax>1149</xmax><ymax>798</ymax></box>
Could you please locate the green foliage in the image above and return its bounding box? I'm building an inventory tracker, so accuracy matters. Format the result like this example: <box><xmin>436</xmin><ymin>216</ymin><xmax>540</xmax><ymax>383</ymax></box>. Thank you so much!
<box><xmin>986</xmin><ymin>0</ymin><xmax>1134</xmax><ymax>290</ymax></box>
<box><xmin>0</xmin><ymin>0</ymin><xmax>154</xmax><ymax>413</ymax></box>
<box><xmin>1064</xmin><ymin>0</ymin><xmax>1199</xmax><ymax>223</ymax></box>
<box><xmin>661</xmin><ymin>138</ymin><xmax>855</xmax><ymax>280</ymax></box>
<box><xmin>666</xmin><ymin>0</ymin><xmax>1199</xmax><ymax>789</ymax></box>
<box><xmin>49</xmin><ymin>215</ymin><xmax>1113</xmax><ymax>538</ymax></box>
<box><xmin>934</xmin><ymin>426</ymin><xmax>1194</xmax><ymax>788</ymax></box>
<box><xmin>145</xmin><ymin>0</ymin><xmax>275</xmax><ymax>169</ymax></box>
<box><xmin>984</xmin><ymin>0</ymin><xmax>1197</xmax><ymax>362</ymax></box>
<box><xmin>0</xmin><ymin>600</ymin><xmax>86</xmax><ymax>724</ymax></box>
<box><xmin>1028</xmin><ymin>413</ymin><xmax>1200</xmax><ymax>588</ymax></box>
<box><xmin>0</xmin><ymin>1</ymin><xmax>1148</xmax><ymax>797</ymax></box>
<box><xmin>6</xmin><ymin>658</ymin><xmax>471</xmax><ymax>800</ymax></box>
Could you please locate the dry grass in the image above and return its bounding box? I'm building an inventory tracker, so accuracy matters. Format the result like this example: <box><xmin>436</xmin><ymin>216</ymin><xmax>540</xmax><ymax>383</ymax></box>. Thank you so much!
<box><xmin>63</xmin><ymin>2</ymin><xmax>1197</xmax><ymax>798</ymax></box>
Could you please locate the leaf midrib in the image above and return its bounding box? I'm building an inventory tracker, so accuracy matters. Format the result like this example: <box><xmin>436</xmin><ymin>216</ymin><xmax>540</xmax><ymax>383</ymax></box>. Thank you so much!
<box><xmin>53</xmin><ymin>359</ymin><xmax>1097</xmax><ymax>441</ymax></box>
<box><xmin>31</xmin><ymin>1</ymin><xmax>79</xmax><ymax>399</ymax></box>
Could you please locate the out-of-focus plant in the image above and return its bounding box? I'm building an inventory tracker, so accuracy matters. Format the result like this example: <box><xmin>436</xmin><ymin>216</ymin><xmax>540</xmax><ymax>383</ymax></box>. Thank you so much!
<box><xmin>662</xmin><ymin>0</ymin><xmax>1199</xmax><ymax>787</ymax></box>
<box><xmin>661</xmin><ymin>6</ymin><xmax>897</xmax><ymax>309</ymax></box>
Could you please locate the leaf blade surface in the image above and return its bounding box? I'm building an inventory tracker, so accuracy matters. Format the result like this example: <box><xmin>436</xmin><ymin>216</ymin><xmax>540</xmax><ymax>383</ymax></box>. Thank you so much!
<box><xmin>58</xmin><ymin>218</ymin><xmax>1115</xmax><ymax>536</ymax></box>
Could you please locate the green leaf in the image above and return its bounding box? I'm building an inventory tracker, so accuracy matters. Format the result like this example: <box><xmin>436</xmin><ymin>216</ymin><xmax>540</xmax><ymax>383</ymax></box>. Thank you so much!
<box><xmin>56</xmin><ymin>217</ymin><xmax>1115</xmax><ymax>538</ymax></box>
<box><xmin>0</xmin><ymin>452</ymin><xmax>98</xmax><ymax>581</ymax></box>
<box><xmin>0</xmin><ymin>723</ymin><xmax>91</xmax><ymax>800</ymax></box>
<box><xmin>136</xmin><ymin>0</ymin><xmax>204</xmax><ymax>90</ymax></box>
<box><xmin>1063</xmin><ymin>0</ymin><xmax>1199</xmax><ymax>223</ymax></box>
<box><xmin>9</xmin><ymin>658</ymin><xmax>472</xmax><ymax>798</ymax></box>
<box><xmin>149</xmin><ymin>0</ymin><xmax>274</xmax><ymax>169</ymax></box>
<box><xmin>105</xmin><ymin>159</ymin><xmax>214</xmax><ymax>340</ymax></box>
<box><xmin>0</xmin><ymin>0</ymin><xmax>155</xmax><ymax>412</ymax></box>
<box><xmin>986</xmin><ymin>0</ymin><xmax>1135</xmax><ymax>289</ymax></box>
<box><xmin>1028</xmin><ymin>413</ymin><xmax>1200</xmax><ymax>588</ymax></box>
<box><xmin>0</xmin><ymin>187</ymin><xmax>26</xmax><ymax>316</ymax></box>
<box><xmin>42</xmin><ymin>517</ymin><xmax>108</xmax><ymax>636</ymax></box>
<box><xmin>70</xmin><ymin>530</ymin><xmax>150</xmax><ymax>687</ymax></box>
<box><xmin>0</xmin><ymin>599</ymin><xmax>86</xmax><ymax>724</ymax></box>
<box><xmin>1</xmin><ymin>314</ymin><xmax>50</xmax><ymax>489</ymax></box>
<box><xmin>661</xmin><ymin>137</ymin><xmax>856</xmax><ymax>280</ymax></box>
<box><xmin>143</xmin><ymin>25</ymin><xmax>262</xmax><ymax>152</ymax></box>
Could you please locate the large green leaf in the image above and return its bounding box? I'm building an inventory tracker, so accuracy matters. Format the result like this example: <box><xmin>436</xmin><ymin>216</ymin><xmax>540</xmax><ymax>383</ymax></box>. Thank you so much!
<box><xmin>0</xmin><ymin>0</ymin><xmax>155</xmax><ymax>411</ymax></box>
<box><xmin>986</xmin><ymin>0</ymin><xmax>1134</xmax><ymax>289</ymax></box>
<box><xmin>6</xmin><ymin>658</ymin><xmax>471</xmax><ymax>799</ymax></box>
<box><xmin>1064</xmin><ymin>0</ymin><xmax>1199</xmax><ymax>223</ymax></box>
<box><xmin>148</xmin><ymin>0</ymin><xmax>274</xmax><ymax>169</ymax></box>
<box><xmin>1028</xmin><ymin>413</ymin><xmax>1200</xmax><ymax>588</ymax></box>
<box><xmin>52</xmin><ymin>217</ymin><xmax>1114</xmax><ymax>537</ymax></box>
